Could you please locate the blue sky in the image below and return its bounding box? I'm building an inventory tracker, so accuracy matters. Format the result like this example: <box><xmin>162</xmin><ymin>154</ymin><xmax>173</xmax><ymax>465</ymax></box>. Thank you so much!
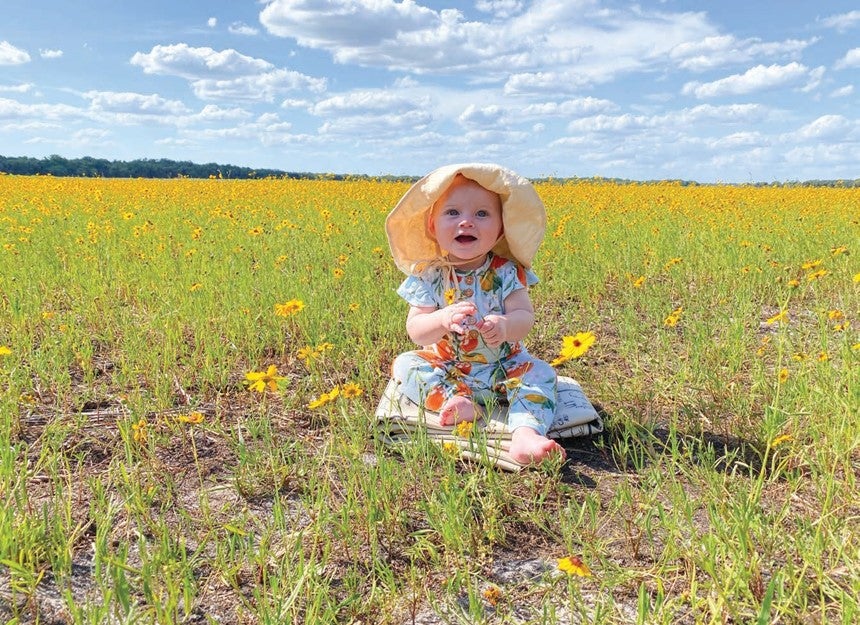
<box><xmin>1</xmin><ymin>1</ymin><xmax>858</xmax><ymax>182</ymax></box>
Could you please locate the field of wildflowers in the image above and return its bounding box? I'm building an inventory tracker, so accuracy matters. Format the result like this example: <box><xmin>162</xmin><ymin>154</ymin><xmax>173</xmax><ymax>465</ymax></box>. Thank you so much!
<box><xmin>0</xmin><ymin>174</ymin><xmax>857</xmax><ymax>623</ymax></box>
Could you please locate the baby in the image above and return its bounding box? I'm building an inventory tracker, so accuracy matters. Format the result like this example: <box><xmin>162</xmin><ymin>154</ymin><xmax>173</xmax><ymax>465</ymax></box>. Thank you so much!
<box><xmin>386</xmin><ymin>163</ymin><xmax>565</xmax><ymax>465</ymax></box>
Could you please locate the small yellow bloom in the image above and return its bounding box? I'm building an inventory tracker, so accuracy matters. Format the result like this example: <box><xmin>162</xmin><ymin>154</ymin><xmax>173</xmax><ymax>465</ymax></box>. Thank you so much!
<box><xmin>308</xmin><ymin>386</ymin><xmax>341</xmax><ymax>409</ymax></box>
<box><xmin>454</xmin><ymin>421</ymin><xmax>474</xmax><ymax>438</ymax></box>
<box><xmin>787</xmin><ymin>279</ymin><xmax>800</xmax><ymax>288</ymax></box>
<box><xmin>482</xmin><ymin>585</ymin><xmax>503</xmax><ymax>606</ymax></box>
<box><xmin>0</xmin><ymin>346</ymin><xmax>11</xmax><ymax>356</ymax></box>
<box><xmin>807</xmin><ymin>269</ymin><xmax>828</xmax><ymax>281</ymax></box>
<box><xmin>442</xmin><ymin>441</ymin><xmax>459</xmax><ymax>455</ymax></box>
<box><xmin>830</xmin><ymin>245</ymin><xmax>848</xmax><ymax>256</ymax></box>
<box><xmin>444</xmin><ymin>288</ymin><xmax>456</xmax><ymax>305</ymax></box>
<box><xmin>801</xmin><ymin>259</ymin><xmax>822</xmax><ymax>270</ymax></box>
<box><xmin>663</xmin><ymin>307</ymin><xmax>683</xmax><ymax>327</ymax></box>
<box><xmin>664</xmin><ymin>257</ymin><xmax>682</xmax><ymax>270</ymax></box>
<box><xmin>766</xmin><ymin>310</ymin><xmax>788</xmax><ymax>325</ymax></box>
<box><xmin>341</xmin><ymin>383</ymin><xmax>363</xmax><ymax>399</ymax></box>
<box><xmin>348</xmin><ymin>302</ymin><xmax>360</xmax><ymax>312</ymax></box>
<box><xmin>189</xmin><ymin>282</ymin><xmax>203</xmax><ymax>292</ymax></box>
<box><xmin>558</xmin><ymin>555</ymin><xmax>592</xmax><ymax>577</ymax></box>
<box><xmin>131</xmin><ymin>418</ymin><xmax>148</xmax><ymax>443</ymax></box>
<box><xmin>551</xmin><ymin>332</ymin><xmax>596</xmax><ymax>366</ymax></box>
<box><xmin>632</xmin><ymin>275</ymin><xmax>646</xmax><ymax>288</ymax></box>
<box><xmin>333</xmin><ymin>267</ymin><xmax>344</xmax><ymax>279</ymax></box>
<box><xmin>854</xmin><ymin>272</ymin><xmax>860</xmax><ymax>284</ymax></box>
<box><xmin>177</xmin><ymin>411</ymin><xmax>205</xmax><ymax>424</ymax></box>
<box><xmin>769</xmin><ymin>434</ymin><xmax>793</xmax><ymax>449</ymax></box>
<box><xmin>778</xmin><ymin>368</ymin><xmax>789</xmax><ymax>384</ymax></box>
<box><xmin>245</xmin><ymin>365</ymin><xmax>287</xmax><ymax>393</ymax></box>
<box><xmin>274</xmin><ymin>299</ymin><xmax>305</xmax><ymax>317</ymax></box>
<box><xmin>828</xmin><ymin>310</ymin><xmax>844</xmax><ymax>321</ymax></box>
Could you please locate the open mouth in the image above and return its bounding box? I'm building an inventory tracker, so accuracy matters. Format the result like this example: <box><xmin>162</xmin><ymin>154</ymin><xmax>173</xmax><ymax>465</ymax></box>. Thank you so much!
<box><xmin>455</xmin><ymin>234</ymin><xmax>477</xmax><ymax>243</ymax></box>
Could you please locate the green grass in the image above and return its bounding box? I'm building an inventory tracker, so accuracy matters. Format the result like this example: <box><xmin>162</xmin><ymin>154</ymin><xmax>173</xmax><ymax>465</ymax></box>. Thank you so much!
<box><xmin>0</xmin><ymin>175</ymin><xmax>857</xmax><ymax>623</ymax></box>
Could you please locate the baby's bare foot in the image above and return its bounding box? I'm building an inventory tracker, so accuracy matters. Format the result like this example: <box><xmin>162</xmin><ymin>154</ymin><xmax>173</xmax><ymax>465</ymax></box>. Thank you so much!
<box><xmin>439</xmin><ymin>395</ymin><xmax>476</xmax><ymax>426</ymax></box>
<box><xmin>509</xmin><ymin>427</ymin><xmax>566</xmax><ymax>465</ymax></box>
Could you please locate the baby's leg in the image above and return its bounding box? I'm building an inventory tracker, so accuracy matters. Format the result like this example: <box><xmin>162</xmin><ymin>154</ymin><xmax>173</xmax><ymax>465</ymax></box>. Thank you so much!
<box><xmin>392</xmin><ymin>351</ymin><xmax>474</xmax><ymax>423</ymax></box>
<box><xmin>439</xmin><ymin>395</ymin><xmax>476</xmax><ymax>426</ymax></box>
<box><xmin>502</xmin><ymin>354</ymin><xmax>563</xmax><ymax>465</ymax></box>
<box><xmin>509</xmin><ymin>427</ymin><xmax>565</xmax><ymax>465</ymax></box>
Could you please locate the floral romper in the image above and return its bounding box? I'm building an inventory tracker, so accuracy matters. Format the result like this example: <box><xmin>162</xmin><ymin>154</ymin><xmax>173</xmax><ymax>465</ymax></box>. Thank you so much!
<box><xmin>392</xmin><ymin>253</ymin><xmax>558</xmax><ymax>435</ymax></box>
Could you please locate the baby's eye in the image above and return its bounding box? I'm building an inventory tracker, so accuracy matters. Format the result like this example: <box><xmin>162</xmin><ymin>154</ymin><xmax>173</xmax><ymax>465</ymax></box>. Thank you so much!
<box><xmin>476</xmin><ymin>210</ymin><xmax>490</xmax><ymax>218</ymax></box>
<box><xmin>444</xmin><ymin>208</ymin><xmax>460</xmax><ymax>217</ymax></box>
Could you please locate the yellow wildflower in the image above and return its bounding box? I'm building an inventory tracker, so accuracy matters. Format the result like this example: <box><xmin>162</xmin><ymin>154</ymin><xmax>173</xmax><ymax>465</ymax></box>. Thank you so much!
<box><xmin>333</xmin><ymin>267</ymin><xmax>344</xmax><ymax>279</ymax></box>
<box><xmin>632</xmin><ymin>275</ymin><xmax>646</xmax><ymax>288</ymax></box>
<box><xmin>828</xmin><ymin>310</ymin><xmax>844</xmax><ymax>321</ymax></box>
<box><xmin>0</xmin><ymin>346</ymin><xmax>11</xmax><ymax>356</ymax></box>
<box><xmin>444</xmin><ymin>288</ymin><xmax>456</xmax><ymax>305</ymax></box>
<box><xmin>308</xmin><ymin>386</ymin><xmax>341</xmax><ymax>409</ymax></box>
<box><xmin>341</xmin><ymin>383</ymin><xmax>363</xmax><ymax>399</ymax></box>
<box><xmin>769</xmin><ymin>434</ymin><xmax>793</xmax><ymax>449</ymax></box>
<box><xmin>482</xmin><ymin>585</ymin><xmax>503</xmax><ymax>606</ymax></box>
<box><xmin>817</xmin><ymin>351</ymin><xmax>829</xmax><ymax>362</ymax></box>
<box><xmin>177</xmin><ymin>411</ymin><xmax>205</xmax><ymax>424</ymax></box>
<box><xmin>274</xmin><ymin>299</ymin><xmax>305</xmax><ymax>317</ymax></box>
<box><xmin>442</xmin><ymin>441</ymin><xmax>460</xmax><ymax>456</ymax></box>
<box><xmin>806</xmin><ymin>269</ymin><xmax>828</xmax><ymax>281</ymax></box>
<box><xmin>245</xmin><ymin>365</ymin><xmax>287</xmax><ymax>393</ymax></box>
<box><xmin>778</xmin><ymin>368</ymin><xmax>789</xmax><ymax>384</ymax></box>
<box><xmin>558</xmin><ymin>555</ymin><xmax>592</xmax><ymax>577</ymax></box>
<box><xmin>663</xmin><ymin>307</ymin><xmax>683</xmax><ymax>327</ymax></box>
<box><xmin>131</xmin><ymin>418</ymin><xmax>148</xmax><ymax>443</ymax></box>
<box><xmin>801</xmin><ymin>259</ymin><xmax>822</xmax><ymax>270</ymax></box>
<box><xmin>454</xmin><ymin>421</ymin><xmax>474</xmax><ymax>438</ymax></box>
<box><xmin>550</xmin><ymin>332</ymin><xmax>596</xmax><ymax>366</ymax></box>
<box><xmin>766</xmin><ymin>310</ymin><xmax>788</xmax><ymax>325</ymax></box>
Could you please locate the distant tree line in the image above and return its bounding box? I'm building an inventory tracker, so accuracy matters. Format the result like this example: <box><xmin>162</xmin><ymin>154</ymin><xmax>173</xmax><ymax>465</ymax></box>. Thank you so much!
<box><xmin>0</xmin><ymin>154</ymin><xmax>856</xmax><ymax>186</ymax></box>
<box><xmin>0</xmin><ymin>154</ymin><xmax>307</xmax><ymax>179</ymax></box>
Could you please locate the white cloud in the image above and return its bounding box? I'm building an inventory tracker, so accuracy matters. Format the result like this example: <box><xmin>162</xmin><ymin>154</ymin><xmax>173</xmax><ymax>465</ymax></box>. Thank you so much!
<box><xmin>40</xmin><ymin>49</ymin><xmax>63</xmax><ymax>59</ymax></box>
<box><xmin>0</xmin><ymin>41</ymin><xmax>31</xmax><ymax>65</ymax></box>
<box><xmin>0</xmin><ymin>83</ymin><xmax>34</xmax><ymax>93</ymax></box>
<box><xmin>519</xmin><ymin>97</ymin><xmax>617</xmax><ymax>118</ymax></box>
<box><xmin>0</xmin><ymin>96</ymin><xmax>86</xmax><ymax>122</ymax></box>
<box><xmin>83</xmin><ymin>91</ymin><xmax>191</xmax><ymax>116</ymax></box>
<box><xmin>830</xmin><ymin>85</ymin><xmax>854</xmax><ymax>98</ymax></box>
<box><xmin>131</xmin><ymin>44</ymin><xmax>272</xmax><ymax>80</ymax></box>
<box><xmin>670</xmin><ymin>35</ymin><xmax>815</xmax><ymax>72</ymax></box>
<box><xmin>319</xmin><ymin>110</ymin><xmax>434</xmax><ymax>136</ymax></box>
<box><xmin>792</xmin><ymin>115</ymin><xmax>855</xmax><ymax>142</ymax></box>
<box><xmin>207</xmin><ymin>17</ymin><xmax>217</xmax><ymax>28</ymax></box>
<box><xmin>682</xmin><ymin>62</ymin><xmax>809</xmax><ymax>98</ymax></box>
<box><xmin>458</xmin><ymin>104</ymin><xmax>505</xmax><ymax>127</ymax></box>
<box><xmin>130</xmin><ymin>44</ymin><xmax>326</xmax><ymax>101</ymax></box>
<box><xmin>818</xmin><ymin>10</ymin><xmax>860</xmax><ymax>33</ymax></box>
<box><xmin>191</xmin><ymin>69</ymin><xmax>326</xmax><ymax>102</ymax></box>
<box><xmin>834</xmin><ymin>48</ymin><xmax>860</xmax><ymax>70</ymax></box>
<box><xmin>228</xmin><ymin>22</ymin><xmax>259</xmax><ymax>36</ymax></box>
<box><xmin>475</xmin><ymin>1</ymin><xmax>524</xmax><ymax>19</ymax></box>
<box><xmin>311</xmin><ymin>90</ymin><xmax>425</xmax><ymax>116</ymax></box>
<box><xmin>259</xmin><ymin>0</ymin><xmax>715</xmax><ymax>81</ymax></box>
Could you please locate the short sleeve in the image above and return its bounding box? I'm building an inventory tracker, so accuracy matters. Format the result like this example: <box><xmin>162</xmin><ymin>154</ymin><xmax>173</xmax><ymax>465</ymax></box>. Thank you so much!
<box><xmin>500</xmin><ymin>262</ymin><xmax>539</xmax><ymax>300</ymax></box>
<box><xmin>396</xmin><ymin>275</ymin><xmax>440</xmax><ymax>308</ymax></box>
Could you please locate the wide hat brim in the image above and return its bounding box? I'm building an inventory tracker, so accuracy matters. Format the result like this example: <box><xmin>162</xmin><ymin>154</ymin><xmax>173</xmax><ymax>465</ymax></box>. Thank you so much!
<box><xmin>386</xmin><ymin>163</ymin><xmax>546</xmax><ymax>275</ymax></box>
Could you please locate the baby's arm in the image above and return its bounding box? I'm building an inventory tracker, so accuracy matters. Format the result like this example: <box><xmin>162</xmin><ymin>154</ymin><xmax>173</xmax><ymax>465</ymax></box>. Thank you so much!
<box><xmin>406</xmin><ymin>301</ymin><xmax>478</xmax><ymax>346</ymax></box>
<box><xmin>476</xmin><ymin>288</ymin><xmax>535</xmax><ymax>347</ymax></box>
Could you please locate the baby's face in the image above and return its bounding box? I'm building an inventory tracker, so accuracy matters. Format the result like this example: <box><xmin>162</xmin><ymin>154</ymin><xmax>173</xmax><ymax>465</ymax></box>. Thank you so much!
<box><xmin>430</xmin><ymin>177</ymin><xmax>503</xmax><ymax>270</ymax></box>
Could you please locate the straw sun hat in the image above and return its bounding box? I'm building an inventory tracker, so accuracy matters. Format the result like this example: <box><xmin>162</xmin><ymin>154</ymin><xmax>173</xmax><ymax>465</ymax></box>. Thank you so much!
<box><xmin>386</xmin><ymin>163</ymin><xmax>547</xmax><ymax>276</ymax></box>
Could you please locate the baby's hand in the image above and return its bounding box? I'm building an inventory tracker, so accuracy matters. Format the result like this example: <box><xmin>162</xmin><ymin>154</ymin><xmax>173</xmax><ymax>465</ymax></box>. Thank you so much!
<box><xmin>441</xmin><ymin>302</ymin><xmax>478</xmax><ymax>335</ymax></box>
<box><xmin>476</xmin><ymin>315</ymin><xmax>508</xmax><ymax>347</ymax></box>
